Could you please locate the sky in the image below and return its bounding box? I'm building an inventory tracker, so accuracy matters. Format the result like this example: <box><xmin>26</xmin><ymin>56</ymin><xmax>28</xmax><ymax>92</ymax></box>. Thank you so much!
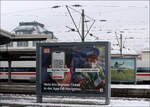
<box><xmin>1</xmin><ymin>1</ymin><xmax>149</xmax><ymax>53</ymax></box>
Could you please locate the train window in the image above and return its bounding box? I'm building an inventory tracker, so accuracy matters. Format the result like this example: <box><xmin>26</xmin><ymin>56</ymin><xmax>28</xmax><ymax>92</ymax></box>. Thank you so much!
<box><xmin>0</xmin><ymin>68</ymin><xmax>7</xmax><ymax>72</ymax></box>
<box><xmin>137</xmin><ymin>67</ymin><xmax>150</xmax><ymax>72</ymax></box>
<box><xmin>30</xmin><ymin>68</ymin><xmax>36</xmax><ymax>72</ymax></box>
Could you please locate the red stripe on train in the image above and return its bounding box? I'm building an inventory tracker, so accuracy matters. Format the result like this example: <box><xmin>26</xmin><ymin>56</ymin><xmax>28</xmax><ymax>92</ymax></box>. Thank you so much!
<box><xmin>0</xmin><ymin>73</ymin><xmax>36</xmax><ymax>75</ymax></box>
<box><xmin>1</xmin><ymin>73</ymin><xmax>149</xmax><ymax>76</ymax></box>
<box><xmin>53</xmin><ymin>76</ymin><xmax>63</xmax><ymax>79</ymax></box>
<box><xmin>136</xmin><ymin>74</ymin><xmax>150</xmax><ymax>76</ymax></box>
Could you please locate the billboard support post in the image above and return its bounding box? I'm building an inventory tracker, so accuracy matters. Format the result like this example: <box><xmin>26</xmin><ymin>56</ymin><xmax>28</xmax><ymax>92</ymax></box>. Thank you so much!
<box><xmin>36</xmin><ymin>45</ymin><xmax>43</xmax><ymax>103</ymax></box>
<box><xmin>36</xmin><ymin>94</ymin><xmax>42</xmax><ymax>103</ymax></box>
<box><xmin>105</xmin><ymin>97</ymin><xmax>110</xmax><ymax>105</ymax></box>
<box><xmin>105</xmin><ymin>42</ymin><xmax>111</xmax><ymax>105</ymax></box>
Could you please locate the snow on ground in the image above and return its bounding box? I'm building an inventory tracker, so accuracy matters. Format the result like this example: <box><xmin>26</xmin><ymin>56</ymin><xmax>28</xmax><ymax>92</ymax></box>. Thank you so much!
<box><xmin>111</xmin><ymin>84</ymin><xmax>150</xmax><ymax>89</ymax></box>
<box><xmin>0</xmin><ymin>94</ymin><xmax>150</xmax><ymax>107</ymax></box>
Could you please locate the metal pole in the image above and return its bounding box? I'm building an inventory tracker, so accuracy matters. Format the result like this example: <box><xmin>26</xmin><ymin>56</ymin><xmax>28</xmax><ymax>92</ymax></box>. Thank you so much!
<box><xmin>36</xmin><ymin>46</ymin><xmax>42</xmax><ymax>103</ymax></box>
<box><xmin>81</xmin><ymin>9</ymin><xmax>85</xmax><ymax>42</ymax></box>
<box><xmin>115</xmin><ymin>32</ymin><xmax>120</xmax><ymax>46</ymax></box>
<box><xmin>105</xmin><ymin>97</ymin><xmax>110</xmax><ymax>105</ymax></box>
<box><xmin>8</xmin><ymin>60</ymin><xmax>11</xmax><ymax>83</ymax></box>
<box><xmin>120</xmin><ymin>34</ymin><xmax>123</xmax><ymax>57</ymax></box>
<box><xmin>37</xmin><ymin>94</ymin><xmax>42</xmax><ymax>103</ymax></box>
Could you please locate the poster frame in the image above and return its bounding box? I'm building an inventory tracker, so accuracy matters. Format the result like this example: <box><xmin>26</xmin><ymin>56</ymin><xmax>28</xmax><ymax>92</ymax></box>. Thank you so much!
<box><xmin>111</xmin><ymin>57</ymin><xmax>136</xmax><ymax>83</ymax></box>
<box><xmin>36</xmin><ymin>42</ymin><xmax>111</xmax><ymax>104</ymax></box>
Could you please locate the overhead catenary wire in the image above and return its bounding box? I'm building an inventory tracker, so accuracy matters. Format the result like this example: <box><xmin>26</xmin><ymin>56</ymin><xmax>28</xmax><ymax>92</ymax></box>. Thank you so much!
<box><xmin>123</xmin><ymin>32</ymin><xmax>128</xmax><ymax>48</ymax></box>
<box><xmin>84</xmin><ymin>20</ymin><xmax>96</xmax><ymax>38</ymax></box>
<box><xmin>85</xmin><ymin>17</ymin><xmax>89</xmax><ymax>32</ymax></box>
<box><xmin>115</xmin><ymin>31</ymin><xmax>120</xmax><ymax>46</ymax></box>
<box><xmin>66</xmin><ymin>5</ymin><xmax>82</xmax><ymax>38</ymax></box>
<box><xmin>66</xmin><ymin>5</ymin><xmax>96</xmax><ymax>42</ymax></box>
<box><xmin>78</xmin><ymin>15</ymin><xmax>82</xmax><ymax>31</ymax></box>
<box><xmin>67</xmin><ymin>5</ymin><xmax>95</xmax><ymax>21</ymax></box>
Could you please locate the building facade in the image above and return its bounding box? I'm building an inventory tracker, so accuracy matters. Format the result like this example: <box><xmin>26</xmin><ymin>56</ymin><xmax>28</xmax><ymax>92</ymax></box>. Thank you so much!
<box><xmin>0</xmin><ymin>21</ymin><xmax>57</xmax><ymax>49</ymax></box>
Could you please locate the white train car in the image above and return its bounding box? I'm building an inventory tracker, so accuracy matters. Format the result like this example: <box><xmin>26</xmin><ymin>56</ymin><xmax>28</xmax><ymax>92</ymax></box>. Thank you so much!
<box><xmin>136</xmin><ymin>49</ymin><xmax>150</xmax><ymax>83</ymax></box>
<box><xmin>0</xmin><ymin>61</ymin><xmax>36</xmax><ymax>81</ymax></box>
<box><xmin>136</xmin><ymin>67</ymin><xmax>150</xmax><ymax>82</ymax></box>
<box><xmin>0</xmin><ymin>60</ymin><xmax>150</xmax><ymax>83</ymax></box>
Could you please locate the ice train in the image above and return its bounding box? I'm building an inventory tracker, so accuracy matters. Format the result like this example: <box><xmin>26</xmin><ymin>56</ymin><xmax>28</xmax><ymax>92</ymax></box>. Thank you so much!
<box><xmin>0</xmin><ymin>61</ymin><xmax>149</xmax><ymax>83</ymax></box>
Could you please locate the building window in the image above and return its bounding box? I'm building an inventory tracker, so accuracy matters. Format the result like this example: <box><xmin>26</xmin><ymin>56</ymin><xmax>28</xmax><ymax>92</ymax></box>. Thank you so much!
<box><xmin>17</xmin><ymin>41</ymin><xmax>28</xmax><ymax>47</ymax></box>
<box><xmin>6</xmin><ymin>42</ymin><xmax>13</xmax><ymax>47</ymax></box>
<box><xmin>16</xmin><ymin>32</ymin><xmax>23</xmax><ymax>35</ymax></box>
<box><xmin>33</xmin><ymin>41</ymin><xmax>40</xmax><ymax>47</ymax></box>
<box><xmin>16</xmin><ymin>31</ymin><xmax>32</xmax><ymax>35</ymax></box>
<box><xmin>0</xmin><ymin>42</ymin><xmax>13</xmax><ymax>48</ymax></box>
<box><xmin>0</xmin><ymin>45</ymin><xmax>5</xmax><ymax>48</ymax></box>
<box><xmin>23</xmin><ymin>31</ymin><xmax>32</xmax><ymax>34</ymax></box>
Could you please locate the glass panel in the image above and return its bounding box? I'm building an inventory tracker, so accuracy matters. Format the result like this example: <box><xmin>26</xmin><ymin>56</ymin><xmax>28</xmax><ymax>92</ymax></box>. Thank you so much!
<box><xmin>6</xmin><ymin>42</ymin><xmax>13</xmax><ymax>47</ymax></box>
<box><xmin>17</xmin><ymin>41</ymin><xmax>28</xmax><ymax>47</ymax></box>
<box><xmin>33</xmin><ymin>41</ymin><xmax>40</xmax><ymax>47</ymax></box>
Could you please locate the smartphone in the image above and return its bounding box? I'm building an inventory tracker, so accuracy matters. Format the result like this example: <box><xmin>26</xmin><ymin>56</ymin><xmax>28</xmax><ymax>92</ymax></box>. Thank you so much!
<box><xmin>52</xmin><ymin>51</ymin><xmax>65</xmax><ymax>79</ymax></box>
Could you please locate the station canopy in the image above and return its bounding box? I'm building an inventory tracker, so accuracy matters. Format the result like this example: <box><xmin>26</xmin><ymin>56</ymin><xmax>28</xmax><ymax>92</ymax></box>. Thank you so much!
<box><xmin>0</xmin><ymin>28</ymin><xmax>48</xmax><ymax>61</ymax></box>
<box><xmin>0</xmin><ymin>29</ymin><xmax>11</xmax><ymax>45</ymax></box>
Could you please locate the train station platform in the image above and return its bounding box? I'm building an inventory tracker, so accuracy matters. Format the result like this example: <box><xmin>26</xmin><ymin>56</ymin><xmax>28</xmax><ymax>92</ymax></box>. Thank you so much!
<box><xmin>0</xmin><ymin>83</ymin><xmax>149</xmax><ymax>98</ymax></box>
<box><xmin>111</xmin><ymin>84</ymin><xmax>150</xmax><ymax>98</ymax></box>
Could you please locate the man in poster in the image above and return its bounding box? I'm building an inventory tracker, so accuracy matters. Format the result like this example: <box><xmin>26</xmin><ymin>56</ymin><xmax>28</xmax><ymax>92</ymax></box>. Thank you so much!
<box><xmin>71</xmin><ymin>48</ymin><xmax>105</xmax><ymax>93</ymax></box>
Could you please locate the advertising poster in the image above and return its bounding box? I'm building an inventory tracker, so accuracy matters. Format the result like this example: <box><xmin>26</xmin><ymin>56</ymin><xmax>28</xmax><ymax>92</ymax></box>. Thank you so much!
<box><xmin>111</xmin><ymin>58</ymin><xmax>136</xmax><ymax>82</ymax></box>
<box><xmin>41</xmin><ymin>45</ymin><xmax>106</xmax><ymax>94</ymax></box>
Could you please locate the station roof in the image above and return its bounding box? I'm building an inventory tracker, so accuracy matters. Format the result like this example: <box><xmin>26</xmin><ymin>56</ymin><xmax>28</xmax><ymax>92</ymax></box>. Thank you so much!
<box><xmin>0</xmin><ymin>28</ymin><xmax>48</xmax><ymax>45</ymax></box>
<box><xmin>0</xmin><ymin>48</ymin><xmax>36</xmax><ymax>61</ymax></box>
<box><xmin>0</xmin><ymin>29</ymin><xmax>12</xmax><ymax>45</ymax></box>
<box><xmin>0</xmin><ymin>28</ymin><xmax>49</xmax><ymax>61</ymax></box>
<box><xmin>11</xmin><ymin>34</ymin><xmax>48</xmax><ymax>41</ymax></box>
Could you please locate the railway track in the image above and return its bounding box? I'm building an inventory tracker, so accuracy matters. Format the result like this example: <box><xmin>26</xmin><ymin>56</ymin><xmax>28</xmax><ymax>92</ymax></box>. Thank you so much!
<box><xmin>0</xmin><ymin>82</ymin><xmax>35</xmax><ymax>94</ymax></box>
